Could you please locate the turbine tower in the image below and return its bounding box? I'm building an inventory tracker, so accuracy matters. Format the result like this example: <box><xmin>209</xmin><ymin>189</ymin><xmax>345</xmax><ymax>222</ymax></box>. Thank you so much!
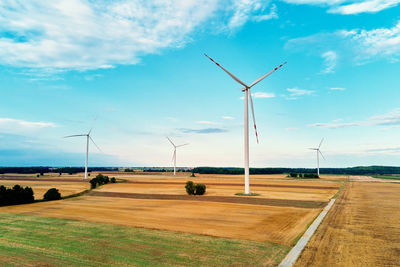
<box><xmin>205</xmin><ymin>53</ymin><xmax>286</xmax><ymax>194</ymax></box>
<box><xmin>309</xmin><ymin>138</ymin><xmax>325</xmax><ymax>177</ymax></box>
<box><xmin>166</xmin><ymin>137</ymin><xmax>188</xmax><ymax>175</ymax></box>
<box><xmin>64</xmin><ymin>121</ymin><xmax>101</xmax><ymax>180</ymax></box>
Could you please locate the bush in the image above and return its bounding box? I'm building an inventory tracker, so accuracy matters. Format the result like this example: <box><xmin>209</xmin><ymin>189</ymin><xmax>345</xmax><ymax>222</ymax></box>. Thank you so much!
<box><xmin>185</xmin><ymin>181</ymin><xmax>206</xmax><ymax>195</ymax></box>
<box><xmin>195</xmin><ymin>183</ymin><xmax>206</xmax><ymax>195</ymax></box>
<box><xmin>36</xmin><ymin>174</ymin><xmax>40</xmax><ymax>178</ymax></box>
<box><xmin>191</xmin><ymin>172</ymin><xmax>196</xmax><ymax>177</ymax></box>
<box><xmin>43</xmin><ymin>188</ymin><xmax>61</xmax><ymax>201</ymax></box>
<box><xmin>185</xmin><ymin>181</ymin><xmax>195</xmax><ymax>195</ymax></box>
<box><xmin>289</xmin><ymin>173</ymin><xmax>298</xmax><ymax>178</ymax></box>
<box><xmin>0</xmin><ymin>184</ymin><xmax>34</xmax><ymax>206</ymax></box>
<box><xmin>110</xmin><ymin>177</ymin><xmax>116</xmax><ymax>183</ymax></box>
<box><xmin>89</xmin><ymin>174</ymin><xmax>111</xmax><ymax>189</ymax></box>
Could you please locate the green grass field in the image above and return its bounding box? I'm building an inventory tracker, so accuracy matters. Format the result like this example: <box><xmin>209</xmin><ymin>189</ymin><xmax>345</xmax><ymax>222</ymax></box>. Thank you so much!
<box><xmin>0</xmin><ymin>213</ymin><xmax>289</xmax><ymax>266</ymax></box>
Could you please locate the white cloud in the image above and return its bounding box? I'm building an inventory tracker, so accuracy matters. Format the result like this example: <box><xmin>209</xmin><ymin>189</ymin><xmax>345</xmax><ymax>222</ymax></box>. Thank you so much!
<box><xmin>222</xmin><ymin>116</ymin><xmax>235</xmax><ymax>120</ymax></box>
<box><xmin>196</xmin><ymin>121</ymin><xmax>217</xmax><ymax>125</ymax></box>
<box><xmin>345</xmin><ymin>21</ymin><xmax>400</xmax><ymax>62</ymax></box>
<box><xmin>252</xmin><ymin>4</ymin><xmax>278</xmax><ymax>22</ymax></box>
<box><xmin>240</xmin><ymin>91</ymin><xmax>276</xmax><ymax>99</ymax></box>
<box><xmin>281</xmin><ymin>0</ymin><xmax>400</xmax><ymax>14</ymax></box>
<box><xmin>308</xmin><ymin>122</ymin><xmax>360</xmax><ymax>129</ymax></box>
<box><xmin>308</xmin><ymin>108</ymin><xmax>400</xmax><ymax>129</ymax></box>
<box><xmin>330</xmin><ymin>0</ymin><xmax>400</xmax><ymax>14</ymax></box>
<box><xmin>287</xmin><ymin>87</ymin><xmax>314</xmax><ymax>97</ymax></box>
<box><xmin>330</xmin><ymin>87</ymin><xmax>346</xmax><ymax>91</ymax></box>
<box><xmin>285</xmin><ymin>20</ymin><xmax>400</xmax><ymax>66</ymax></box>
<box><xmin>253</xmin><ymin>92</ymin><xmax>276</xmax><ymax>98</ymax></box>
<box><xmin>0</xmin><ymin>0</ymin><xmax>279</xmax><ymax>71</ymax></box>
<box><xmin>321</xmin><ymin>51</ymin><xmax>337</xmax><ymax>73</ymax></box>
<box><xmin>0</xmin><ymin>118</ymin><xmax>56</xmax><ymax>135</ymax></box>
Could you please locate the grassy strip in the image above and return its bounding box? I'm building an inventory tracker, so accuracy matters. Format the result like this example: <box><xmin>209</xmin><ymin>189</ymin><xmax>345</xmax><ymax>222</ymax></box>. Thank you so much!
<box><xmin>0</xmin><ymin>213</ymin><xmax>289</xmax><ymax>267</ymax></box>
<box><xmin>372</xmin><ymin>175</ymin><xmax>400</xmax><ymax>180</ymax></box>
<box><xmin>235</xmin><ymin>192</ymin><xmax>260</xmax><ymax>196</ymax></box>
<box><xmin>332</xmin><ymin>177</ymin><xmax>348</xmax><ymax>200</ymax></box>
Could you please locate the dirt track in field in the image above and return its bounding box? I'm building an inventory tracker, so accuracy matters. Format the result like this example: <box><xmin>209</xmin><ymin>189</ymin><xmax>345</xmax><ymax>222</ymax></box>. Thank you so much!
<box><xmin>295</xmin><ymin>181</ymin><xmax>400</xmax><ymax>266</ymax></box>
<box><xmin>88</xmin><ymin>191</ymin><xmax>327</xmax><ymax>209</ymax></box>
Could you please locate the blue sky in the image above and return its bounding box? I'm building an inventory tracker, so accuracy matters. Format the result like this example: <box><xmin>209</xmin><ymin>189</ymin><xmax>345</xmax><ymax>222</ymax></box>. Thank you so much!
<box><xmin>1</xmin><ymin>0</ymin><xmax>400</xmax><ymax>167</ymax></box>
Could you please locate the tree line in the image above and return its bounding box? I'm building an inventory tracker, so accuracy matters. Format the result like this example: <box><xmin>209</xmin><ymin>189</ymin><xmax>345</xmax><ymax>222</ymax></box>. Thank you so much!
<box><xmin>192</xmin><ymin>166</ymin><xmax>400</xmax><ymax>175</ymax></box>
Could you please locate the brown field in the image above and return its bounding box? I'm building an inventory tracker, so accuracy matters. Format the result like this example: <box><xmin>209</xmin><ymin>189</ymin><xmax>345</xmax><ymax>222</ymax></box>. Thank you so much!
<box><xmin>0</xmin><ymin>180</ymin><xmax>89</xmax><ymax>199</ymax></box>
<box><xmin>0</xmin><ymin>173</ymin><xmax>341</xmax><ymax>247</ymax></box>
<box><xmin>295</xmin><ymin>181</ymin><xmax>400</xmax><ymax>266</ymax></box>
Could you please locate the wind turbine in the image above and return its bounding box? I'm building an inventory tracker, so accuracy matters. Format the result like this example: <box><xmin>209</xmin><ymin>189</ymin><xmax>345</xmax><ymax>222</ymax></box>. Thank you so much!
<box><xmin>166</xmin><ymin>137</ymin><xmax>188</xmax><ymax>175</ymax></box>
<box><xmin>204</xmin><ymin>53</ymin><xmax>286</xmax><ymax>194</ymax></box>
<box><xmin>309</xmin><ymin>138</ymin><xmax>325</xmax><ymax>177</ymax></box>
<box><xmin>64</xmin><ymin>120</ymin><xmax>102</xmax><ymax>180</ymax></box>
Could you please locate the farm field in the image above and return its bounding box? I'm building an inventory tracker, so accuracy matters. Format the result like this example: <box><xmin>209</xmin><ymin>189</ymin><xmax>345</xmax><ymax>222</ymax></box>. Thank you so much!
<box><xmin>295</xmin><ymin>181</ymin><xmax>400</xmax><ymax>266</ymax></box>
<box><xmin>0</xmin><ymin>172</ymin><xmax>343</xmax><ymax>265</ymax></box>
<box><xmin>0</xmin><ymin>213</ymin><xmax>289</xmax><ymax>267</ymax></box>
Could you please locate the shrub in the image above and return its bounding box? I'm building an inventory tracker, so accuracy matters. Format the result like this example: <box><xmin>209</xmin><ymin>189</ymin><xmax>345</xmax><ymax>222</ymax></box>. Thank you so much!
<box><xmin>191</xmin><ymin>172</ymin><xmax>196</xmax><ymax>177</ymax></box>
<box><xmin>185</xmin><ymin>181</ymin><xmax>195</xmax><ymax>195</ymax></box>
<box><xmin>89</xmin><ymin>173</ymin><xmax>111</xmax><ymax>189</ymax></box>
<box><xmin>40</xmin><ymin>172</ymin><xmax>44</xmax><ymax>176</ymax></box>
<box><xmin>43</xmin><ymin>188</ymin><xmax>61</xmax><ymax>201</ymax></box>
<box><xmin>36</xmin><ymin>174</ymin><xmax>40</xmax><ymax>178</ymax></box>
<box><xmin>289</xmin><ymin>173</ymin><xmax>298</xmax><ymax>178</ymax></box>
<box><xmin>110</xmin><ymin>177</ymin><xmax>116</xmax><ymax>183</ymax></box>
<box><xmin>0</xmin><ymin>184</ymin><xmax>34</xmax><ymax>206</ymax></box>
<box><xmin>195</xmin><ymin>183</ymin><xmax>206</xmax><ymax>195</ymax></box>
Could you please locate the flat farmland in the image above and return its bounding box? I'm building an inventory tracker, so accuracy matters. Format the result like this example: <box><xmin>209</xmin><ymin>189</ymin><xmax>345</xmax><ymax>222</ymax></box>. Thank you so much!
<box><xmin>295</xmin><ymin>181</ymin><xmax>400</xmax><ymax>266</ymax></box>
<box><xmin>0</xmin><ymin>174</ymin><xmax>341</xmax><ymax>247</ymax></box>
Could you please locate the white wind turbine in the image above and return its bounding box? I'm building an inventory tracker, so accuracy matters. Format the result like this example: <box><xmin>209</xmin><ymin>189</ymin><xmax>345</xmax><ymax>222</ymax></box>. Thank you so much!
<box><xmin>166</xmin><ymin>137</ymin><xmax>188</xmax><ymax>175</ymax></box>
<box><xmin>205</xmin><ymin>53</ymin><xmax>286</xmax><ymax>194</ymax></box>
<box><xmin>309</xmin><ymin>138</ymin><xmax>325</xmax><ymax>177</ymax></box>
<box><xmin>64</xmin><ymin>120</ymin><xmax>102</xmax><ymax>180</ymax></box>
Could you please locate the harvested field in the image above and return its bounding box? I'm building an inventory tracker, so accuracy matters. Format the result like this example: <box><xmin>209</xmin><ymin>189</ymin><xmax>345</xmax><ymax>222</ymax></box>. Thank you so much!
<box><xmin>88</xmin><ymin>191</ymin><xmax>327</xmax><ymax>208</ymax></box>
<box><xmin>0</xmin><ymin>195</ymin><xmax>321</xmax><ymax>246</ymax></box>
<box><xmin>97</xmin><ymin>182</ymin><xmax>338</xmax><ymax>202</ymax></box>
<box><xmin>295</xmin><ymin>181</ymin><xmax>400</xmax><ymax>266</ymax></box>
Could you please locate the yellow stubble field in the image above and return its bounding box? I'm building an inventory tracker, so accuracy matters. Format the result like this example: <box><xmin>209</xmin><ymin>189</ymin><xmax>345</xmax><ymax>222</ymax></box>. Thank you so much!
<box><xmin>0</xmin><ymin>173</ymin><xmax>342</xmax><ymax>246</ymax></box>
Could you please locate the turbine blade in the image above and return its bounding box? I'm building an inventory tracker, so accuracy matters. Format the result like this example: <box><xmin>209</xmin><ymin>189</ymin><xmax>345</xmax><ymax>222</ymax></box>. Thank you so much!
<box><xmin>309</xmin><ymin>148</ymin><xmax>318</xmax><ymax>150</ymax></box>
<box><xmin>176</xmin><ymin>143</ymin><xmax>189</xmax><ymax>147</ymax></box>
<box><xmin>249</xmin><ymin>62</ymin><xmax>287</xmax><ymax>88</ymax></box>
<box><xmin>319</xmin><ymin>150</ymin><xmax>326</xmax><ymax>160</ymax></box>
<box><xmin>204</xmin><ymin>53</ymin><xmax>249</xmax><ymax>88</ymax></box>
<box><xmin>166</xmin><ymin>136</ymin><xmax>175</xmax><ymax>147</ymax></box>
<box><xmin>318</xmin><ymin>138</ymin><xmax>324</xmax><ymax>149</ymax></box>
<box><xmin>248</xmin><ymin>89</ymin><xmax>259</xmax><ymax>144</ymax></box>
<box><xmin>88</xmin><ymin>115</ymin><xmax>99</xmax><ymax>135</ymax></box>
<box><xmin>63</xmin><ymin>134</ymin><xmax>86</xmax><ymax>138</ymax></box>
<box><xmin>89</xmin><ymin>136</ymin><xmax>102</xmax><ymax>152</ymax></box>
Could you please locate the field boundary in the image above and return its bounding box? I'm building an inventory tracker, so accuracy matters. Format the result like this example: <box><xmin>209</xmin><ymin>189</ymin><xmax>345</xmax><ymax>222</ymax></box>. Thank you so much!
<box><xmin>278</xmin><ymin>198</ymin><xmax>336</xmax><ymax>267</ymax></box>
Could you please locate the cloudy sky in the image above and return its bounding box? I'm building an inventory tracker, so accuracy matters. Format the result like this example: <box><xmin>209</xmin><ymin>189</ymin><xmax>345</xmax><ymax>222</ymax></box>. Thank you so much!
<box><xmin>1</xmin><ymin>0</ymin><xmax>400</xmax><ymax>167</ymax></box>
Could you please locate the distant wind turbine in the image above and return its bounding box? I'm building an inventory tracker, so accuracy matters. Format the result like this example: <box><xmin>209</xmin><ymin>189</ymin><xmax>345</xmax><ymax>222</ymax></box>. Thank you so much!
<box><xmin>166</xmin><ymin>137</ymin><xmax>188</xmax><ymax>175</ymax></box>
<box><xmin>64</xmin><ymin>118</ymin><xmax>102</xmax><ymax>180</ymax></box>
<box><xmin>204</xmin><ymin>53</ymin><xmax>286</xmax><ymax>194</ymax></box>
<box><xmin>309</xmin><ymin>138</ymin><xmax>325</xmax><ymax>177</ymax></box>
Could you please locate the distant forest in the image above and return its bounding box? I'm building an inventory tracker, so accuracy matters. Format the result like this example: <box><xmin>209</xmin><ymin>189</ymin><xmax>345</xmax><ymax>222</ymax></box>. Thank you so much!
<box><xmin>0</xmin><ymin>167</ymin><xmax>118</xmax><ymax>174</ymax></box>
<box><xmin>192</xmin><ymin>166</ymin><xmax>400</xmax><ymax>175</ymax></box>
<box><xmin>2</xmin><ymin>166</ymin><xmax>400</xmax><ymax>176</ymax></box>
